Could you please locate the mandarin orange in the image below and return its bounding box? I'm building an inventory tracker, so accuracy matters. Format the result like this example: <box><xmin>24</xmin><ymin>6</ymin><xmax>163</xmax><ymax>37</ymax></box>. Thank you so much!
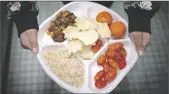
<box><xmin>96</xmin><ymin>12</ymin><xmax>113</xmax><ymax>25</ymax></box>
<box><xmin>110</xmin><ymin>21</ymin><xmax>126</xmax><ymax>38</ymax></box>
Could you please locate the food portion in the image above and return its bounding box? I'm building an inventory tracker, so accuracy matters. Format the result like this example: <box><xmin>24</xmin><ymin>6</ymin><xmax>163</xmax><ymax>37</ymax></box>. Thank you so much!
<box><xmin>63</xmin><ymin>17</ymin><xmax>111</xmax><ymax>60</ymax></box>
<box><xmin>46</xmin><ymin>10</ymin><xmax>126</xmax><ymax>60</ymax></box>
<box><xmin>95</xmin><ymin>79</ymin><xmax>107</xmax><ymax>89</ymax></box>
<box><xmin>94</xmin><ymin>42</ymin><xmax>127</xmax><ymax>89</ymax></box>
<box><xmin>47</xmin><ymin>11</ymin><xmax>77</xmax><ymax>42</ymax></box>
<box><xmin>75</xmin><ymin>18</ymin><xmax>98</xmax><ymax>31</ymax></box>
<box><xmin>97</xmin><ymin>23</ymin><xmax>111</xmax><ymax>38</ymax></box>
<box><xmin>91</xmin><ymin>39</ymin><xmax>102</xmax><ymax>53</ymax></box>
<box><xmin>78</xmin><ymin>47</ymin><xmax>95</xmax><ymax>60</ymax></box>
<box><xmin>110</xmin><ymin>21</ymin><xmax>126</xmax><ymax>38</ymax></box>
<box><xmin>77</xmin><ymin>29</ymin><xmax>99</xmax><ymax>45</ymax></box>
<box><xmin>43</xmin><ymin>48</ymin><xmax>84</xmax><ymax>88</ymax></box>
<box><xmin>96</xmin><ymin>12</ymin><xmax>113</xmax><ymax>25</ymax></box>
<box><xmin>67</xmin><ymin>39</ymin><xmax>83</xmax><ymax>53</ymax></box>
<box><xmin>96</xmin><ymin>11</ymin><xmax>126</xmax><ymax>39</ymax></box>
<box><xmin>64</xmin><ymin>27</ymin><xmax>99</xmax><ymax>46</ymax></box>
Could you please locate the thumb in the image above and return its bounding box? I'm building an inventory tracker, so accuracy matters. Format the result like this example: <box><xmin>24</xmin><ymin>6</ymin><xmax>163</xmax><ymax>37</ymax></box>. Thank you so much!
<box><xmin>30</xmin><ymin>40</ymin><xmax>39</xmax><ymax>54</ymax></box>
<box><xmin>27</xmin><ymin>29</ymin><xmax>39</xmax><ymax>54</ymax></box>
<box><xmin>130</xmin><ymin>32</ymin><xmax>144</xmax><ymax>56</ymax></box>
<box><xmin>142</xmin><ymin>32</ymin><xmax>151</xmax><ymax>52</ymax></box>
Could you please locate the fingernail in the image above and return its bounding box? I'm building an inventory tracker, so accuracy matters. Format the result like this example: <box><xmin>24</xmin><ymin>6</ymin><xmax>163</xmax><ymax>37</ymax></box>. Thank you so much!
<box><xmin>32</xmin><ymin>48</ymin><xmax>38</xmax><ymax>54</ymax></box>
<box><xmin>138</xmin><ymin>50</ymin><xmax>144</xmax><ymax>56</ymax></box>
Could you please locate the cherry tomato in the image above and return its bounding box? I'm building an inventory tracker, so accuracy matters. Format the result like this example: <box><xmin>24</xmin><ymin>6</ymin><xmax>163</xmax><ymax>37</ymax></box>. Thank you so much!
<box><xmin>92</xmin><ymin>39</ymin><xmax>102</xmax><ymax>53</ymax></box>
<box><xmin>119</xmin><ymin>48</ymin><xmax>127</xmax><ymax>57</ymax></box>
<box><xmin>95</xmin><ymin>79</ymin><xmax>107</xmax><ymax>89</ymax></box>
<box><xmin>92</xmin><ymin>45</ymin><xmax>101</xmax><ymax>53</ymax></box>
<box><xmin>96</xmin><ymin>39</ymin><xmax>102</xmax><ymax>47</ymax></box>
<box><xmin>103</xmin><ymin>63</ymin><xmax>110</xmax><ymax>73</ymax></box>
<box><xmin>107</xmin><ymin>47</ymin><xmax>116</xmax><ymax>52</ymax></box>
<box><xmin>114</xmin><ymin>52</ymin><xmax>121</xmax><ymax>61</ymax></box>
<box><xmin>108</xmin><ymin>44</ymin><xmax>117</xmax><ymax>51</ymax></box>
<box><xmin>105</xmin><ymin>69</ymin><xmax>117</xmax><ymax>82</ymax></box>
<box><xmin>118</xmin><ymin>57</ymin><xmax>126</xmax><ymax>69</ymax></box>
<box><xmin>107</xmin><ymin>58</ymin><xmax>113</xmax><ymax>63</ymax></box>
<box><xmin>97</xmin><ymin>55</ymin><xmax>106</xmax><ymax>65</ymax></box>
<box><xmin>115</xmin><ymin>42</ymin><xmax>123</xmax><ymax>49</ymax></box>
<box><xmin>94</xmin><ymin>70</ymin><xmax>105</xmax><ymax>81</ymax></box>
<box><xmin>105</xmin><ymin>49</ymin><xmax>116</xmax><ymax>58</ymax></box>
<box><xmin>109</xmin><ymin>66</ymin><xmax>114</xmax><ymax>71</ymax></box>
<box><xmin>108</xmin><ymin>42</ymin><xmax>123</xmax><ymax>51</ymax></box>
<box><xmin>108</xmin><ymin>59</ymin><xmax>119</xmax><ymax>70</ymax></box>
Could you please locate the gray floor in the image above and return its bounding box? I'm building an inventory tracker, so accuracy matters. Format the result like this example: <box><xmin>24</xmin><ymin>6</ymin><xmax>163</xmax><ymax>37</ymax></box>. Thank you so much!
<box><xmin>6</xmin><ymin>1</ymin><xmax>168</xmax><ymax>94</ymax></box>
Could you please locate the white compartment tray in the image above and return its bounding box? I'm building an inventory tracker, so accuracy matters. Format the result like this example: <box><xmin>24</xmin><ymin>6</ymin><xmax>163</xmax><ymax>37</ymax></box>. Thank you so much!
<box><xmin>37</xmin><ymin>2</ymin><xmax>138</xmax><ymax>93</ymax></box>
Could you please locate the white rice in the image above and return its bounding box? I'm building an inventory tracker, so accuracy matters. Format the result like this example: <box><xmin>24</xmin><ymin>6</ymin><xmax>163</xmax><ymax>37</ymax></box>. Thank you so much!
<box><xmin>43</xmin><ymin>48</ymin><xmax>84</xmax><ymax>88</ymax></box>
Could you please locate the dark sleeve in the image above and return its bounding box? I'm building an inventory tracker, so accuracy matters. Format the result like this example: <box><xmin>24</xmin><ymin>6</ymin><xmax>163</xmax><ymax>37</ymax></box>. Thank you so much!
<box><xmin>13</xmin><ymin>10</ymin><xmax>39</xmax><ymax>37</ymax></box>
<box><xmin>7</xmin><ymin>1</ymin><xmax>39</xmax><ymax>37</ymax></box>
<box><xmin>124</xmin><ymin>1</ymin><xmax>161</xmax><ymax>34</ymax></box>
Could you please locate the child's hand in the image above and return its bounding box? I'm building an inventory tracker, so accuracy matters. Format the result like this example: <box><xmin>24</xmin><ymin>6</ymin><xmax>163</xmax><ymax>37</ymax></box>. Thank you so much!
<box><xmin>130</xmin><ymin>32</ymin><xmax>150</xmax><ymax>56</ymax></box>
<box><xmin>20</xmin><ymin>29</ymin><xmax>39</xmax><ymax>54</ymax></box>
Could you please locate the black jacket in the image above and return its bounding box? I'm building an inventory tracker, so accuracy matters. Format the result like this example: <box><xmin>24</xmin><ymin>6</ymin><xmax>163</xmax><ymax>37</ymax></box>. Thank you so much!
<box><xmin>124</xmin><ymin>1</ymin><xmax>160</xmax><ymax>34</ymax></box>
<box><xmin>5</xmin><ymin>1</ymin><xmax>160</xmax><ymax>37</ymax></box>
<box><xmin>5</xmin><ymin>1</ymin><xmax>39</xmax><ymax>37</ymax></box>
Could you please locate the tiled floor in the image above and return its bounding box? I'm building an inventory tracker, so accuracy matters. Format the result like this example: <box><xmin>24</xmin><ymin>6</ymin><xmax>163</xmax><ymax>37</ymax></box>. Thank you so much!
<box><xmin>6</xmin><ymin>1</ymin><xmax>168</xmax><ymax>94</ymax></box>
